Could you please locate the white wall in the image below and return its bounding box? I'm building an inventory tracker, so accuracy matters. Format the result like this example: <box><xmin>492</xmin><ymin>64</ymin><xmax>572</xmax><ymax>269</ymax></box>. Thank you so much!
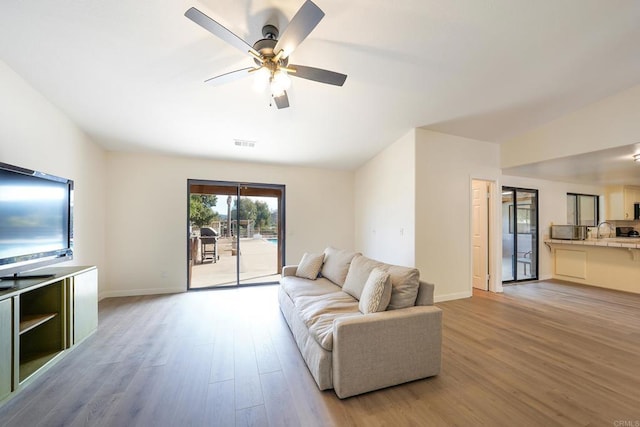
<box><xmin>355</xmin><ymin>127</ymin><xmax>502</xmax><ymax>302</ymax></box>
<box><xmin>0</xmin><ymin>60</ymin><xmax>107</xmax><ymax>290</ymax></box>
<box><xmin>415</xmin><ymin>129</ymin><xmax>501</xmax><ymax>301</ymax></box>
<box><xmin>501</xmin><ymin>84</ymin><xmax>640</xmax><ymax>168</ymax></box>
<box><xmin>104</xmin><ymin>152</ymin><xmax>355</xmax><ymax>298</ymax></box>
<box><xmin>501</xmin><ymin>175</ymin><xmax>605</xmax><ymax>280</ymax></box>
<box><xmin>354</xmin><ymin>130</ymin><xmax>416</xmax><ymax>266</ymax></box>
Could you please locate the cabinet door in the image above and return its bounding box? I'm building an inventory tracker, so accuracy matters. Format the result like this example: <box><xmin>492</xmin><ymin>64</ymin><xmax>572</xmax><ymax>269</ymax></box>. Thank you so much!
<box><xmin>606</xmin><ymin>186</ymin><xmax>625</xmax><ymax>220</ymax></box>
<box><xmin>624</xmin><ymin>186</ymin><xmax>640</xmax><ymax>219</ymax></box>
<box><xmin>0</xmin><ymin>298</ymin><xmax>12</xmax><ymax>400</ymax></box>
<box><xmin>73</xmin><ymin>269</ymin><xmax>98</xmax><ymax>344</ymax></box>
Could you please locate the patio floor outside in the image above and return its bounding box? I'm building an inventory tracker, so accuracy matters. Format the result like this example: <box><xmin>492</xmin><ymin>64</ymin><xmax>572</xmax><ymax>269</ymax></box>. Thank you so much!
<box><xmin>190</xmin><ymin>236</ymin><xmax>281</xmax><ymax>288</ymax></box>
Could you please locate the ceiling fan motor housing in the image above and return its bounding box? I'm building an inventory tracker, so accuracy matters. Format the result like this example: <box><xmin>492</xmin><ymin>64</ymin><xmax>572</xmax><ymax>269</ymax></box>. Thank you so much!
<box><xmin>262</xmin><ymin>24</ymin><xmax>279</xmax><ymax>39</ymax></box>
<box><xmin>252</xmin><ymin>33</ymin><xmax>288</xmax><ymax>67</ymax></box>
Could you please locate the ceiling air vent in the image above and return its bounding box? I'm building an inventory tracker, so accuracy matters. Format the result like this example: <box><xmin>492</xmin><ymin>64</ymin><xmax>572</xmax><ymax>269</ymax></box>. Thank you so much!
<box><xmin>234</xmin><ymin>139</ymin><xmax>256</xmax><ymax>148</ymax></box>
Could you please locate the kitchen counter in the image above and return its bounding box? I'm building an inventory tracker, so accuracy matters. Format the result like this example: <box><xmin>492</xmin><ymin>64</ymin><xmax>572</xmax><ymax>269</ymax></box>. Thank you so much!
<box><xmin>544</xmin><ymin>239</ymin><xmax>640</xmax><ymax>294</ymax></box>
<box><xmin>546</xmin><ymin>237</ymin><xmax>640</xmax><ymax>250</ymax></box>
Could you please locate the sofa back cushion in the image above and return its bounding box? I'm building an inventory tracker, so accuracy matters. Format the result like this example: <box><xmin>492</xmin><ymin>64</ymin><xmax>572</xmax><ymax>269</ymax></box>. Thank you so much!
<box><xmin>385</xmin><ymin>264</ymin><xmax>420</xmax><ymax>310</ymax></box>
<box><xmin>320</xmin><ymin>247</ymin><xmax>359</xmax><ymax>287</ymax></box>
<box><xmin>342</xmin><ymin>255</ymin><xmax>382</xmax><ymax>299</ymax></box>
<box><xmin>295</xmin><ymin>252</ymin><xmax>325</xmax><ymax>280</ymax></box>
<box><xmin>343</xmin><ymin>255</ymin><xmax>420</xmax><ymax>310</ymax></box>
<box><xmin>358</xmin><ymin>268</ymin><xmax>392</xmax><ymax>314</ymax></box>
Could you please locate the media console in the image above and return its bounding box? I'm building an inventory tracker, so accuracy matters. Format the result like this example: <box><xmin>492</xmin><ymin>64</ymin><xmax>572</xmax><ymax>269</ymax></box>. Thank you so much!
<box><xmin>0</xmin><ymin>266</ymin><xmax>98</xmax><ymax>403</ymax></box>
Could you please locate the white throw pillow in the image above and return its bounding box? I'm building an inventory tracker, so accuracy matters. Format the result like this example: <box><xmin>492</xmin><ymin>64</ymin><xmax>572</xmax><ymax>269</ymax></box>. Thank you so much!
<box><xmin>358</xmin><ymin>267</ymin><xmax>392</xmax><ymax>314</ymax></box>
<box><xmin>295</xmin><ymin>252</ymin><xmax>325</xmax><ymax>280</ymax></box>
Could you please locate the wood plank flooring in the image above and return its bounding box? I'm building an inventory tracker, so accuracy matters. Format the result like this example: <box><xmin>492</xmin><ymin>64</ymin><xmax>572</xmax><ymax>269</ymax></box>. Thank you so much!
<box><xmin>1</xmin><ymin>280</ymin><xmax>639</xmax><ymax>426</ymax></box>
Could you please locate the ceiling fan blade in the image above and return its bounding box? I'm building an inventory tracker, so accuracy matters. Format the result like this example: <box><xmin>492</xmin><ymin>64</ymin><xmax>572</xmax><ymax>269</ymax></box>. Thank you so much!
<box><xmin>185</xmin><ymin>7</ymin><xmax>259</xmax><ymax>57</ymax></box>
<box><xmin>204</xmin><ymin>67</ymin><xmax>253</xmax><ymax>86</ymax></box>
<box><xmin>289</xmin><ymin>65</ymin><xmax>347</xmax><ymax>86</ymax></box>
<box><xmin>273</xmin><ymin>91</ymin><xmax>290</xmax><ymax>109</ymax></box>
<box><xmin>274</xmin><ymin>1</ymin><xmax>324</xmax><ymax>60</ymax></box>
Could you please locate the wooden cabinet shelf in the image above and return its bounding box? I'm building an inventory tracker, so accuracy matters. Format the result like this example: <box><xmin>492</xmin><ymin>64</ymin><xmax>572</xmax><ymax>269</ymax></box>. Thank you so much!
<box><xmin>19</xmin><ymin>313</ymin><xmax>58</xmax><ymax>335</ymax></box>
<box><xmin>19</xmin><ymin>351</ymin><xmax>61</xmax><ymax>383</ymax></box>
<box><xmin>0</xmin><ymin>266</ymin><xmax>98</xmax><ymax>402</ymax></box>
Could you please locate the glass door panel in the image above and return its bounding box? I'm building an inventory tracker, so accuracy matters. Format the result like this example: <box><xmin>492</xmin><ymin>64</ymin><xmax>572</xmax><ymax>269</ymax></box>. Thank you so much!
<box><xmin>188</xmin><ymin>184</ymin><xmax>238</xmax><ymax>289</ymax></box>
<box><xmin>502</xmin><ymin>187</ymin><xmax>538</xmax><ymax>283</ymax></box>
<box><xmin>238</xmin><ymin>187</ymin><xmax>281</xmax><ymax>285</ymax></box>
<box><xmin>515</xmin><ymin>189</ymin><xmax>537</xmax><ymax>281</ymax></box>
<box><xmin>502</xmin><ymin>190</ymin><xmax>515</xmax><ymax>281</ymax></box>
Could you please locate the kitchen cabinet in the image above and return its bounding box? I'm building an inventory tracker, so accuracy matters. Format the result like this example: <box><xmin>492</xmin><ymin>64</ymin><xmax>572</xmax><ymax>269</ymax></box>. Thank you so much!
<box><xmin>605</xmin><ymin>185</ymin><xmax>640</xmax><ymax>220</ymax></box>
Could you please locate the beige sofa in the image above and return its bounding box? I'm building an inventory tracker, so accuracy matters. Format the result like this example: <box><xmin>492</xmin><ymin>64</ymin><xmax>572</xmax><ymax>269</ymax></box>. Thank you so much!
<box><xmin>278</xmin><ymin>247</ymin><xmax>442</xmax><ymax>399</ymax></box>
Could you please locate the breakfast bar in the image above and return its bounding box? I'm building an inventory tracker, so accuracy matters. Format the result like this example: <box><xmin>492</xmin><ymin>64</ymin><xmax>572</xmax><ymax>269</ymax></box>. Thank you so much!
<box><xmin>545</xmin><ymin>238</ymin><xmax>640</xmax><ymax>294</ymax></box>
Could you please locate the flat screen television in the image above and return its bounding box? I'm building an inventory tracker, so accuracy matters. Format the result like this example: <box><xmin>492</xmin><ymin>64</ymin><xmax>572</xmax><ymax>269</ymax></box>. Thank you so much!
<box><xmin>0</xmin><ymin>162</ymin><xmax>73</xmax><ymax>280</ymax></box>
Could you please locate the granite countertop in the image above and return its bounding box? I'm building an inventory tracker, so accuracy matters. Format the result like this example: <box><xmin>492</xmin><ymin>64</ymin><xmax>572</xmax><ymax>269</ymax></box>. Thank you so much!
<box><xmin>545</xmin><ymin>238</ymin><xmax>640</xmax><ymax>249</ymax></box>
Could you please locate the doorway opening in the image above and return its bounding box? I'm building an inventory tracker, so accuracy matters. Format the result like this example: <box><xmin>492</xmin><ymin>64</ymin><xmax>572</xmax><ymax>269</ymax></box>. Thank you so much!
<box><xmin>502</xmin><ymin>187</ymin><xmax>538</xmax><ymax>282</ymax></box>
<box><xmin>187</xmin><ymin>180</ymin><xmax>285</xmax><ymax>289</ymax></box>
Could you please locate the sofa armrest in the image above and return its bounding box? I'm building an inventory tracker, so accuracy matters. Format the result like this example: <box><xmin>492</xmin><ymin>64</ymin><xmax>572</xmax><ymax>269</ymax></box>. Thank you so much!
<box><xmin>332</xmin><ymin>305</ymin><xmax>442</xmax><ymax>398</ymax></box>
<box><xmin>415</xmin><ymin>280</ymin><xmax>435</xmax><ymax>306</ymax></box>
<box><xmin>281</xmin><ymin>265</ymin><xmax>298</xmax><ymax>277</ymax></box>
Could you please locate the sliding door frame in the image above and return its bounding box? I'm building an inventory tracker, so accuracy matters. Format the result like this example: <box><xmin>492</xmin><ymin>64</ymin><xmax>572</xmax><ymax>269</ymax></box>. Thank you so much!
<box><xmin>187</xmin><ymin>179</ymin><xmax>286</xmax><ymax>289</ymax></box>
<box><xmin>502</xmin><ymin>186</ymin><xmax>539</xmax><ymax>283</ymax></box>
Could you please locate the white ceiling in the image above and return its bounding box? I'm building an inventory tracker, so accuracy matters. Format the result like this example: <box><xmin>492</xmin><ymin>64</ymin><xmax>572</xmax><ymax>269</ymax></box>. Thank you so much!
<box><xmin>503</xmin><ymin>143</ymin><xmax>640</xmax><ymax>187</ymax></box>
<box><xmin>1</xmin><ymin>1</ymin><xmax>640</xmax><ymax>173</ymax></box>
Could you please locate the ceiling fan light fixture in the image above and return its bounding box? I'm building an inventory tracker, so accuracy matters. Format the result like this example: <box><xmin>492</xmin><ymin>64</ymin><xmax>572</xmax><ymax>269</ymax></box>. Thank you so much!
<box><xmin>185</xmin><ymin>2</ymin><xmax>346</xmax><ymax>109</ymax></box>
<box><xmin>634</xmin><ymin>154</ymin><xmax>640</xmax><ymax>163</ymax></box>
<box><xmin>272</xmin><ymin>69</ymin><xmax>291</xmax><ymax>92</ymax></box>
<box><xmin>252</xmin><ymin>67</ymin><xmax>270</xmax><ymax>92</ymax></box>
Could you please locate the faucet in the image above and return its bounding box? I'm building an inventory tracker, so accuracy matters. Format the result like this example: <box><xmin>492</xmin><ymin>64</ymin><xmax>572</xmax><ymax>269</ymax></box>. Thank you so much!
<box><xmin>596</xmin><ymin>221</ymin><xmax>613</xmax><ymax>239</ymax></box>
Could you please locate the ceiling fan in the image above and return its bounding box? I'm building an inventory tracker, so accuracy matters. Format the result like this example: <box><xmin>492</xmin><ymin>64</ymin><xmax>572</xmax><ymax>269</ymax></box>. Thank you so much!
<box><xmin>185</xmin><ymin>0</ymin><xmax>347</xmax><ymax>109</ymax></box>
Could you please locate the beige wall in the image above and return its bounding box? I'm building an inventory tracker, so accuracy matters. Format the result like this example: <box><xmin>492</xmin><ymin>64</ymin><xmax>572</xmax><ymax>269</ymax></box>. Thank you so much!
<box><xmin>415</xmin><ymin>129</ymin><xmax>501</xmax><ymax>301</ymax></box>
<box><xmin>354</xmin><ymin>128</ymin><xmax>502</xmax><ymax>302</ymax></box>
<box><xmin>501</xmin><ymin>84</ymin><xmax>640</xmax><ymax>168</ymax></box>
<box><xmin>354</xmin><ymin>130</ymin><xmax>416</xmax><ymax>266</ymax></box>
<box><xmin>0</xmin><ymin>60</ymin><xmax>107</xmax><ymax>290</ymax></box>
<box><xmin>104</xmin><ymin>152</ymin><xmax>355</xmax><ymax>298</ymax></box>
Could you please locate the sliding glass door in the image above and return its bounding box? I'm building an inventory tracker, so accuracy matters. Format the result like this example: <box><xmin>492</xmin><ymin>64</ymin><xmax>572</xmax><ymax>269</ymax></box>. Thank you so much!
<box><xmin>502</xmin><ymin>187</ymin><xmax>538</xmax><ymax>282</ymax></box>
<box><xmin>187</xmin><ymin>180</ymin><xmax>285</xmax><ymax>289</ymax></box>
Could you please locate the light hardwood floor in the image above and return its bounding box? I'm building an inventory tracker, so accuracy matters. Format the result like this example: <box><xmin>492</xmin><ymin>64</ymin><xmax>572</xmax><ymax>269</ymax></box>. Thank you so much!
<box><xmin>1</xmin><ymin>280</ymin><xmax>639</xmax><ymax>426</ymax></box>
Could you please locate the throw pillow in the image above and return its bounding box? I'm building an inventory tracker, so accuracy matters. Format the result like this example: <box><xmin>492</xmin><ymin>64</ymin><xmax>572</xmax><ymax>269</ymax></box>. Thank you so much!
<box><xmin>295</xmin><ymin>252</ymin><xmax>325</xmax><ymax>280</ymax></box>
<box><xmin>359</xmin><ymin>268</ymin><xmax>392</xmax><ymax>314</ymax></box>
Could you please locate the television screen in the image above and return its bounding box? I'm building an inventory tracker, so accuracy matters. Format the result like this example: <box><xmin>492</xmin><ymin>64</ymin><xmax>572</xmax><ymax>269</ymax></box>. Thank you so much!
<box><xmin>0</xmin><ymin>163</ymin><xmax>73</xmax><ymax>278</ymax></box>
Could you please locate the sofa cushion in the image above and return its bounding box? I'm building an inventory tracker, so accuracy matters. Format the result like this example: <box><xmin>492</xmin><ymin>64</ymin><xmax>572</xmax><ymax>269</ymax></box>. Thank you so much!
<box><xmin>296</xmin><ymin>292</ymin><xmax>361</xmax><ymax>351</ymax></box>
<box><xmin>342</xmin><ymin>255</ymin><xmax>420</xmax><ymax>309</ymax></box>
<box><xmin>295</xmin><ymin>252</ymin><xmax>325</xmax><ymax>280</ymax></box>
<box><xmin>280</xmin><ymin>276</ymin><xmax>339</xmax><ymax>302</ymax></box>
<box><xmin>320</xmin><ymin>247</ymin><xmax>359</xmax><ymax>287</ymax></box>
<box><xmin>385</xmin><ymin>265</ymin><xmax>420</xmax><ymax>310</ymax></box>
<box><xmin>342</xmin><ymin>255</ymin><xmax>383</xmax><ymax>300</ymax></box>
<box><xmin>358</xmin><ymin>268</ymin><xmax>392</xmax><ymax>314</ymax></box>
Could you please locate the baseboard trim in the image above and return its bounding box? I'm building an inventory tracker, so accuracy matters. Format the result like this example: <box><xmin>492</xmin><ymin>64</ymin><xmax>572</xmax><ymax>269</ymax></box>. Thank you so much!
<box><xmin>435</xmin><ymin>290</ymin><xmax>472</xmax><ymax>303</ymax></box>
<box><xmin>99</xmin><ymin>287</ymin><xmax>186</xmax><ymax>300</ymax></box>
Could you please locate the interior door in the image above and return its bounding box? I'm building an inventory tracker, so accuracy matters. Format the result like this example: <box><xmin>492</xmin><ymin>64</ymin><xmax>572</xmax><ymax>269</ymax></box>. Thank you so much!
<box><xmin>472</xmin><ymin>180</ymin><xmax>489</xmax><ymax>290</ymax></box>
